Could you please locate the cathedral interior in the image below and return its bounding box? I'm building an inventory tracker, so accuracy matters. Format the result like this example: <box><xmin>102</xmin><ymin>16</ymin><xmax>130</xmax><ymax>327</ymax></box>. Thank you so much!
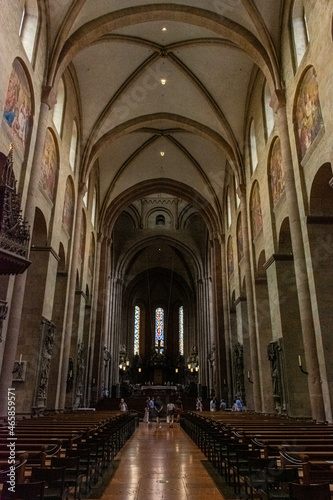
<box><xmin>0</xmin><ymin>0</ymin><xmax>333</xmax><ymax>425</ymax></box>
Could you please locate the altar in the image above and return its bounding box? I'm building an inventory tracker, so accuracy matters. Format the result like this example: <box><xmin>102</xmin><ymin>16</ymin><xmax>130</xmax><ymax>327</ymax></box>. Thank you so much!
<box><xmin>140</xmin><ymin>385</ymin><xmax>178</xmax><ymax>395</ymax></box>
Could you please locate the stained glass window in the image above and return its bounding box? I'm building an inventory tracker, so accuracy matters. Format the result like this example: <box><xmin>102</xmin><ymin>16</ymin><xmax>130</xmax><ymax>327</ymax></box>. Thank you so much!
<box><xmin>134</xmin><ymin>306</ymin><xmax>140</xmax><ymax>355</ymax></box>
<box><xmin>155</xmin><ymin>307</ymin><xmax>164</xmax><ymax>352</ymax></box>
<box><xmin>179</xmin><ymin>306</ymin><xmax>184</xmax><ymax>355</ymax></box>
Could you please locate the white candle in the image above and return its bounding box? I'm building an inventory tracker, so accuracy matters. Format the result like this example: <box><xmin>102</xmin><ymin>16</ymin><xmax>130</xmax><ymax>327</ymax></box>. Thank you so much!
<box><xmin>19</xmin><ymin>354</ymin><xmax>22</xmax><ymax>364</ymax></box>
<box><xmin>298</xmin><ymin>355</ymin><xmax>302</xmax><ymax>367</ymax></box>
<box><xmin>247</xmin><ymin>371</ymin><xmax>250</xmax><ymax>379</ymax></box>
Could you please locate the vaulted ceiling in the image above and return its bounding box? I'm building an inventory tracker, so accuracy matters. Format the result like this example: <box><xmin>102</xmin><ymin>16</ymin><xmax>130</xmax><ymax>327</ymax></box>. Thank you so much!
<box><xmin>47</xmin><ymin>0</ymin><xmax>283</xmax><ymax>285</ymax></box>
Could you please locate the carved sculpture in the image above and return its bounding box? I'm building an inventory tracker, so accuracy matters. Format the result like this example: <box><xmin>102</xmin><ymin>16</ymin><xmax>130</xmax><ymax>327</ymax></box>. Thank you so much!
<box><xmin>0</xmin><ymin>146</ymin><xmax>30</xmax><ymax>274</ymax></box>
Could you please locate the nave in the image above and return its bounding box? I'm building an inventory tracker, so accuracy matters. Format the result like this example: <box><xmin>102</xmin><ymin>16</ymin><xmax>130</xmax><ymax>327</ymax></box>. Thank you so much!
<box><xmin>95</xmin><ymin>421</ymin><xmax>228</xmax><ymax>500</ymax></box>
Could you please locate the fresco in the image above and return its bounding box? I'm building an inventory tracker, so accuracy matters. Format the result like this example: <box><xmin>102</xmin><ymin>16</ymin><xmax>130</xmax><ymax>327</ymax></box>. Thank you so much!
<box><xmin>269</xmin><ymin>137</ymin><xmax>285</xmax><ymax>205</ymax></box>
<box><xmin>237</xmin><ymin>214</ymin><xmax>244</xmax><ymax>262</ymax></box>
<box><xmin>227</xmin><ymin>236</ymin><xmax>234</xmax><ymax>276</ymax></box>
<box><xmin>62</xmin><ymin>178</ymin><xmax>74</xmax><ymax>234</ymax></box>
<box><xmin>295</xmin><ymin>66</ymin><xmax>323</xmax><ymax>159</ymax></box>
<box><xmin>39</xmin><ymin>129</ymin><xmax>58</xmax><ymax>202</ymax></box>
<box><xmin>250</xmin><ymin>181</ymin><xmax>263</xmax><ymax>239</ymax></box>
<box><xmin>3</xmin><ymin>59</ymin><xmax>32</xmax><ymax>153</ymax></box>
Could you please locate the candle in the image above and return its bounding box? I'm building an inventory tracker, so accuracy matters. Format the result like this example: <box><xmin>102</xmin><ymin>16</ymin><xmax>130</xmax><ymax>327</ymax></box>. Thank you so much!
<box><xmin>19</xmin><ymin>354</ymin><xmax>22</xmax><ymax>364</ymax></box>
<box><xmin>298</xmin><ymin>355</ymin><xmax>302</xmax><ymax>367</ymax></box>
<box><xmin>247</xmin><ymin>371</ymin><xmax>250</xmax><ymax>379</ymax></box>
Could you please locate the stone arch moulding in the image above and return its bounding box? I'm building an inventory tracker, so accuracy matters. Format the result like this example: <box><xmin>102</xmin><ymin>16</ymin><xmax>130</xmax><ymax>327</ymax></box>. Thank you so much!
<box><xmin>102</xmin><ymin>177</ymin><xmax>222</xmax><ymax>242</ymax></box>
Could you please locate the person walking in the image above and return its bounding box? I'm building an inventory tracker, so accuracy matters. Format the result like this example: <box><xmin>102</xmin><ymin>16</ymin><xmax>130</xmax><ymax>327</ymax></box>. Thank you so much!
<box><xmin>143</xmin><ymin>397</ymin><xmax>150</xmax><ymax>423</ymax></box>
<box><xmin>166</xmin><ymin>401</ymin><xmax>175</xmax><ymax>428</ymax></box>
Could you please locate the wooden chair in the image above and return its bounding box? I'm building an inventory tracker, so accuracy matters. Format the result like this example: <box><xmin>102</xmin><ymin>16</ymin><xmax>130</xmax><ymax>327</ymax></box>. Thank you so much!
<box><xmin>31</xmin><ymin>466</ymin><xmax>67</xmax><ymax>500</ymax></box>
<box><xmin>2</xmin><ymin>480</ymin><xmax>45</xmax><ymax>499</ymax></box>
<box><xmin>245</xmin><ymin>457</ymin><xmax>278</xmax><ymax>500</ymax></box>
<box><xmin>289</xmin><ymin>481</ymin><xmax>331</xmax><ymax>500</ymax></box>
<box><xmin>50</xmin><ymin>456</ymin><xmax>82</xmax><ymax>500</ymax></box>
<box><xmin>259</xmin><ymin>467</ymin><xmax>299</xmax><ymax>500</ymax></box>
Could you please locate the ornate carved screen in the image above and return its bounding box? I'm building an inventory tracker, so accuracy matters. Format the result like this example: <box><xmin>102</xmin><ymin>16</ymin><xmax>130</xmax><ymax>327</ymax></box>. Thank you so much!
<box><xmin>0</xmin><ymin>146</ymin><xmax>30</xmax><ymax>274</ymax></box>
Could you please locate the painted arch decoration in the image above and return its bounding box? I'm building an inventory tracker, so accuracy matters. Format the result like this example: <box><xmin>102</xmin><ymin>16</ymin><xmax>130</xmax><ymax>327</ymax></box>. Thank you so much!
<box><xmin>39</xmin><ymin>129</ymin><xmax>59</xmax><ymax>203</ymax></box>
<box><xmin>2</xmin><ymin>58</ymin><xmax>32</xmax><ymax>154</ymax></box>
<box><xmin>269</xmin><ymin>137</ymin><xmax>285</xmax><ymax>206</ymax></box>
<box><xmin>295</xmin><ymin>66</ymin><xmax>324</xmax><ymax>160</ymax></box>
<box><xmin>250</xmin><ymin>181</ymin><xmax>263</xmax><ymax>239</ymax></box>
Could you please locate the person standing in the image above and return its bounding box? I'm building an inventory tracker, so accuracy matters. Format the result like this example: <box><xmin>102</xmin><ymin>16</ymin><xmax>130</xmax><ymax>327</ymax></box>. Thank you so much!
<box><xmin>220</xmin><ymin>399</ymin><xmax>227</xmax><ymax>411</ymax></box>
<box><xmin>196</xmin><ymin>397</ymin><xmax>203</xmax><ymax>411</ymax></box>
<box><xmin>174</xmin><ymin>397</ymin><xmax>183</xmax><ymax>422</ymax></box>
<box><xmin>143</xmin><ymin>397</ymin><xmax>150</xmax><ymax>423</ymax></box>
<box><xmin>154</xmin><ymin>397</ymin><xmax>163</xmax><ymax>428</ymax></box>
<box><xmin>119</xmin><ymin>398</ymin><xmax>128</xmax><ymax>411</ymax></box>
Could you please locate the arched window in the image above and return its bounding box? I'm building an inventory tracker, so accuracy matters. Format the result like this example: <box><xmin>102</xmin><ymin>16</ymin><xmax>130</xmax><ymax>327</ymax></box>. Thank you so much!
<box><xmin>83</xmin><ymin>176</ymin><xmax>89</xmax><ymax>206</ymax></box>
<box><xmin>226</xmin><ymin>187</ymin><xmax>231</xmax><ymax>229</ymax></box>
<box><xmin>69</xmin><ymin>120</ymin><xmax>78</xmax><ymax>170</ymax></box>
<box><xmin>263</xmin><ymin>81</ymin><xmax>274</xmax><ymax>138</ymax></box>
<box><xmin>134</xmin><ymin>306</ymin><xmax>140</xmax><ymax>355</ymax></box>
<box><xmin>53</xmin><ymin>78</ymin><xmax>65</xmax><ymax>135</ymax></box>
<box><xmin>19</xmin><ymin>0</ymin><xmax>38</xmax><ymax>62</ymax></box>
<box><xmin>235</xmin><ymin>176</ymin><xmax>240</xmax><ymax>208</ymax></box>
<box><xmin>179</xmin><ymin>306</ymin><xmax>184</xmax><ymax>355</ymax></box>
<box><xmin>91</xmin><ymin>186</ymin><xmax>97</xmax><ymax>226</ymax></box>
<box><xmin>292</xmin><ymin>0</ymin><xmax>309</xmax><ymax>67</ymax></box>
<box><xmin>155</xmin><ymin>307</ymin><xmax>164</xmax><ymax>352</ymax></box>
<box><xmin>249</xmin><ymin>119</ymin><xmax>258</xmax><ymax>173</ymax></box>
<box><xmin>156</xmin><ymin>214</ymin><xmax>165</xmax><ymax>226</ymax></box>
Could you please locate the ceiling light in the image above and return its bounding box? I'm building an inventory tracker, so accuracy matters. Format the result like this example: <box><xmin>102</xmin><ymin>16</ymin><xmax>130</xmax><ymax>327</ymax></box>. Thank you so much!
<box><xmin>161</xmin><ymin>79</ymin><xmax>166</xmax><ymax>85</ymax></box>
<box><xmin>160</xmin><ymin>152</ymin><xmax>165</xmax><ymax>156</ymax></box>
<box><xmin>162</xmin><ymin>27</ymin><xmax>167</xmax><ymax>31</ymax></box>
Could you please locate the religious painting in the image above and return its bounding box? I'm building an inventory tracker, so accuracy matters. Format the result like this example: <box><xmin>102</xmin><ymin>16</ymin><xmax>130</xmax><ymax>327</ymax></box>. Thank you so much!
<box><xmin>250</xmin><ymin>181</ymin><xmax>263</xmax><ymax>239</ymax></box>
<box><xmin>295</xmin><ymin>66</ymin><xmax>323</xmax><ymax>160</ymax></box>
<box><xmin>2</xmin><ymin>59</ymin><xmax>32</xmax><ymax>153</ymax></box>
<box><xmin>269</xmin><ymin>137</ymin><xmax>285</xmax><ymax>205</ymax></box>
<box><xmin>79</xmin><ymin>210</ymin><xmax>86</xmax><ymax>260</ymax></box>
<box><xmin>88</xmin><ymin>233</ymin><xmax>95</xmax><ymax>274</ymax></box>
<box><xmin>39</xmin><ymin>129</ymin><xmax>58</xmax><ymax>202</ymax></box>
<box><xmin>237</xmin><ymin>214</ymin><xmax>244</xmax><ymax>262</ymax></box>
<box><xmin>62</xmin><ymin>177</ymin><xmax>75</xmax><ymax>234</ymax></box>
<box><xmin>227</xmin><ymin>236</ymin><xmax>234</xmax><ymax>276</ymax></box>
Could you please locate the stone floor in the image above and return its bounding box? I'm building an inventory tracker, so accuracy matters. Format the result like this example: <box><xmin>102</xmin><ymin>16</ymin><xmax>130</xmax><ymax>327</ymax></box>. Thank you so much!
<box><xmin>88</xmin><ymin>420</ymin><xmax>238</xmax><ymax>500</ymax></box>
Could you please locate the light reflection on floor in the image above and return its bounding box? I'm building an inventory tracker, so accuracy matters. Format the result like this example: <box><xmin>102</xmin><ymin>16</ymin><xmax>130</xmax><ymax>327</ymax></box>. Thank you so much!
<box><xmin>94</xmin><ymin>421</ymin><xmax>228</xmax><ymax>500</ymax></box>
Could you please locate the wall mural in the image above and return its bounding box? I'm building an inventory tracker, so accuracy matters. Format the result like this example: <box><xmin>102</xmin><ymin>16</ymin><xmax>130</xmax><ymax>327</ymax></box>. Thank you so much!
<box><xmin>237</xmin><ymin>214</ymin><xmax>244</xmax><ymax>262</ymax></box>
<box><xmin>62</xmin><ymin>178</ymin><xmax>74</xmax><ymax>234</ymax></box>
<box><xmin>295</xmin><ymin>66</ymin><xmax>323</xmax><ymax>160</ymax></box>
<box><xmin>2</xmin><ymin>59</ymin><xmax>32</xmax><ymax>153</ymax></box>
<box><xmin>79</xmin><ymin>210</ymin><xmax>86</xmax><ymax>261</ymax></box>
<box><xmin>269</xmin><ymin>137</ymin><xmax>285</xmax><ymax>205</ymax></box>
<box><xmin>39</xmin><ymin>129</ymin><xmax>58</xmax><ymax>203</ymax></box>
<box><xmin>227</xmin><ymin>236</ymin><xmax>234</xmax><ymax>276</ymax></box>
<box><xmin>250</xmin><ymin>181</ymin><xmax>263</xmax><ymax>239</ymax></box>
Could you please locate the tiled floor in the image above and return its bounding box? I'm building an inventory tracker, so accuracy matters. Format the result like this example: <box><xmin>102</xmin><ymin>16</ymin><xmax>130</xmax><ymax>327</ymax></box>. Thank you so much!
<box><xmin>94</xmin><ymin>421</ymin><xmax>229</xmax><ymax>500</ymax></box>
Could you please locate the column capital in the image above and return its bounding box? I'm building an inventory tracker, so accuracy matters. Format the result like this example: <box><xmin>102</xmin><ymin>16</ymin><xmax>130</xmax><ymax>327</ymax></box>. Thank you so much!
<box><xmin>41</xmin><ymin>86</ymin><xmax>57</xmax><ymax>109</ymax></box>
<box><xmin>270</xmin><ymin>89</ymin><xmax>286</xmax><ymax>113</ymax></box>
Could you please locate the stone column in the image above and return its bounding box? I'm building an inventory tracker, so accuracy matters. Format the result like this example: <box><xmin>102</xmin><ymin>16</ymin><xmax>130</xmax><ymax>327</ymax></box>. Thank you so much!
<box><xmin>86</xmin><ymin>233</ymin><xmax>103</xmax><ymax>404</ymax></box>
<box><xmin>220</xmin><ymin>234</ymin><xmax>232</xmax><ymax>400</ymax></box>
<box><xmin>0</xmin><ymin>87</ymin><xmax>56</xmax><ymax>417</ymax></box>
<box><xmin>210</xmin><ymin>233</ymin><xmax>225</xmax><ymax>399</ymax></box>
<box><xmin>237</xmin><ymin>185</ymin><xmax>261</xmax><ymax>411</ymax></box>
<box><xmin>272</xmin><ymin>90</ymin><xmax>325</xmax><ymax>422</ymax></box>
<box><xmin>58</xmin><ymin>183</ymin><xmax>86</xmax><ymax>409</ymax></box>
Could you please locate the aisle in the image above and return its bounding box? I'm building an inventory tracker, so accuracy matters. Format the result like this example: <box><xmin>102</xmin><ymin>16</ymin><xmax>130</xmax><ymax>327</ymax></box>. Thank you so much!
<box><xmin>96</xmin><ymin>421</ymin><xmax>229</xmax><ymax>500</ymax></box>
